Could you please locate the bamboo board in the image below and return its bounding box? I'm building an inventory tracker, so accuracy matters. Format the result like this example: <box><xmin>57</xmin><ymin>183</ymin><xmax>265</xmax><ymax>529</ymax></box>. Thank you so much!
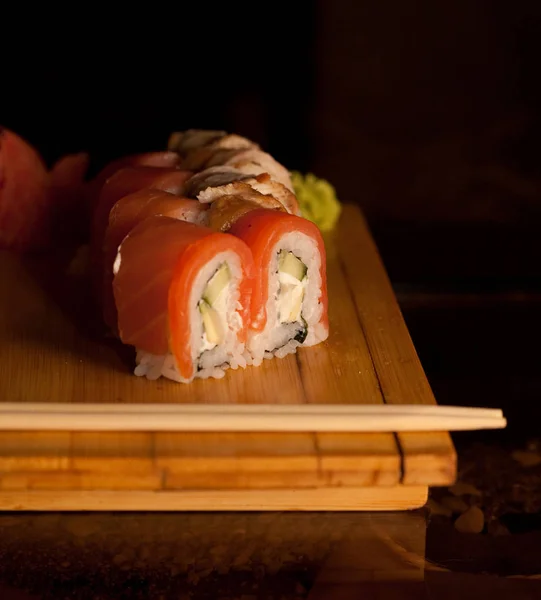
<box><xmin>0</xmin><ymin>204</ymin><xmax>456</xmax><ymax>510</ymax></box>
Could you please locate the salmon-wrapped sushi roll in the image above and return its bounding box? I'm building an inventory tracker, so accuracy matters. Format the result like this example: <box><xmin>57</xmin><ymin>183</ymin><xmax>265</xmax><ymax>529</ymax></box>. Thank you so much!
<box><xmin>89</xmin><ymin>166</ymin><xmax>193</xmax><ymax>301</ymax></box>
<box><xmin>91</xmin><ymin>165</ymin><xmax>192</xmax><ymax>259</ymax></box>
<box><xmin>101</xmin><ymin>189</ymin><xmax>208</xmax><ymax>333</ymax></box>
<box><xmin>113</xmin><ymin>216</ymin><xmax>254</xmax><ymax>383</ymax></box>
<box><xmin>229</xmin><ymin>208</ymin><xmax>328</xmax><ymax>366</ymax></box>
<box><xmin>87</xmin><ymin>151</ymin><xmax>183</xmax><ymax>212</ymax></box>
<box><xmin>95</xmin><ymin>165</ymin><xmax>193</xmax><ymax>219</ymax></box>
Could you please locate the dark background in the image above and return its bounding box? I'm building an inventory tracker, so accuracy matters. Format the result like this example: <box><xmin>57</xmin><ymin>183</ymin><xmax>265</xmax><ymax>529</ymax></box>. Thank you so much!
<box><xmin>4</xmin><ymin>1</ymin><xmax>541</xmax><ymax>231</ymax></box>
<box><xmin>4</xmin><ymin>1</ymin><xmax>541</xmax><ymax>285</ymax></box>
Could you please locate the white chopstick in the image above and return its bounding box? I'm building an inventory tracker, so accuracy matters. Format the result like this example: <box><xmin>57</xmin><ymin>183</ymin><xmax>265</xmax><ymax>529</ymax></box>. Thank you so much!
<box><xmin>0</xmin><ymin>403</ymin><xmax>504</xmax><ymax>418</ymax></box>
<box><xmin>0</xmin><ymin>403</ymin><xmax>506</xmax><ymax>432</ymax></box>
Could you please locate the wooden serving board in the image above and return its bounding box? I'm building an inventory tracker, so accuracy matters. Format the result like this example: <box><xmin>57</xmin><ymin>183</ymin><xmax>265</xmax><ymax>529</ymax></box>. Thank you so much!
<box><xmin>0</xmin><ymin>205</ymin><xmax>456</xmax><ymax>511</ymax></box>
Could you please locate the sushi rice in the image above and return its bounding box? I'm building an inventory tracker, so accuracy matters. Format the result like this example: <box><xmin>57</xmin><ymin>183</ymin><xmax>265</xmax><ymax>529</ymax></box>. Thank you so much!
<box><xmin>245</xmin><ymin>231</ymin><xmax>328</xmax><ymax>367</ymax></box>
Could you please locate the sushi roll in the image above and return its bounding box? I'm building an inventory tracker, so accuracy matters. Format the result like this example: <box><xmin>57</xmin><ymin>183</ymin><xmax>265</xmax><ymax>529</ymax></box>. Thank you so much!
<box><xmin>183</xmin><ymin>166</ymin><xmax>255</xmax><ymax>197</ymax></box>
<box><xmin>89</xmin><ymin>165</ymin><xmax>192</xmax><ymax>302</ymax></box>
<box><xmin>91</xmin><ymin>165</ymin><xmax>193</xmax><ymax>260</ymax></box>
<box><xmin>94</xmin><ymin>166</ymin><xmax>193</xmax><ymax>220</ymax></box>
<box><xmin>167</xmin><ymin>129</ymin><xmax>227</xmax><ymax>155</ymax></box>
<box><xmin>228</xmin><ymin>208</ymin><xmax>328</xmax><ymax>366</ymax></box>
<box><xmin>113</xmin><ymin>216</ymin><xmax>254</xmax><ymax>383</ymax></box>
<box><xmin>167</xmin><ymin>130</ymin><xmax>257</xmax><ymax>168</ymax></box>
<box><xmin>168</xmin><ymin>129</ymin><xmax>296</xmax><ymax>206</ymax></box>
<box><xmin>0</xmin><ymin>128</ymin><xmax>51</xmax><ymax>251</ymax></box>
<box><xmin>87</xmin><ymin>151</ymin><xmax>183</xmax><ymax>212</ymax></box>
<box><xmin>101</xmin><ymin>189</ymin><xmax>208</xmax><ymax>333</ymax></box>
<box><xmin>205</xmin><ymin>148</ymin><xmax>294</xmax><ymax>192</ymax></box>
<box><xmin>194</xmin><ymin>173</ymin><xmax>300</xmax><ymax>216</ymax></box>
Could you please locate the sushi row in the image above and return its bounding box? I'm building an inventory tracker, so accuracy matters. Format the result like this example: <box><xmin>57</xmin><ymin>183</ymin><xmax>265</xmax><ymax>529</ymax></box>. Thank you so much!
<box><xmin>90</xmin><ymin>130</ymin><xmax>329</xmax><ymax>383</ymax></box>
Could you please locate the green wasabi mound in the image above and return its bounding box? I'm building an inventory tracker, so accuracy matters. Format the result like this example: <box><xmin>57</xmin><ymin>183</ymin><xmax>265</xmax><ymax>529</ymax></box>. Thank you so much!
<box><xmin>291</xmin><ymin>171</ymin><xmax>342</xmax><ymax>232</ymax></box>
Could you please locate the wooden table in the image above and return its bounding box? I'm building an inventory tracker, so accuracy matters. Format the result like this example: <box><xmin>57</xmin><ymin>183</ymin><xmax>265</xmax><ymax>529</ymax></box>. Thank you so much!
<box><xmin>0</xmin><ymin>205</ymin><xmax>456</xmax><ymax>510</ymax></box>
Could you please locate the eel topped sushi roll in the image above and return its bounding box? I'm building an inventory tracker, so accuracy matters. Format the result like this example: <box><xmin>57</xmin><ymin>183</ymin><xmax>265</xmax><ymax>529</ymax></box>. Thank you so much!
<box><xmin>229</xmin><ymin>208</ymin><xmax>328</xmax><ymax>366</ymax></box>
<box><xmin>167</xmin><ymin>130</ymin><xmax>258</xmax><ymax>168</ymax></box>
<box><xmin>112</xmin><ymin>216</ymin><xmax>254</xmax><ymax>383</ymax></box>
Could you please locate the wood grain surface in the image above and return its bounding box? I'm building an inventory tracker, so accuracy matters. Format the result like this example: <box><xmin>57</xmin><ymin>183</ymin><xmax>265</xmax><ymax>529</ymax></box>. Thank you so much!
<box><xmin>0</xmin><ymin>204</ymin><xmax>455</xmax><ymax>510</ymax></box>
<box><xmin>334</xmin><ymin>208</ymin><xmax>456</xmax><ymax>485</ymax></box>
<box><xmin>0</xmin><ymin>486</ymin><xmax>429</xmax><ymax>511</ymax></box>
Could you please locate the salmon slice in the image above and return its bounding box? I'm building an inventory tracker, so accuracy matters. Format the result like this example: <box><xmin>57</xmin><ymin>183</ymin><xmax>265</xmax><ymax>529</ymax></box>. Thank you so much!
<box><xmin>89</xmin><ymin>165</ymin><xmax>192</xmax><ymax>300</ymax></box>
<box><xmin>229</xmin><ymin>208</ymin><xmax>328</xmax><ymax>333</ymax></box>
<box><xmin>87</xmin><ymin>151</ymin><xmax>183</xmax><ymax>215</ymax></box>
<box><xmin>92</xmin><ymin>151</ymin><xmax>182</xmax><ymax>192</ymax></box>
<box><xmin>49</xmin><ymin>152</ymin><xmax>90</xmax><ymax>241</ymax></box>
<box><xmin>102</xmin><ymin>189</ymin><xmax>207</xmax><ymax>332</ymax></box>
<box><xmin>0</xmin><ymin>127</ymin><xmax>93</xmax><ymax>250</ymax></box>
<box><xmin>50</xmin><ymin>152</ymin><xmax>89</xmax><ymax>199</ymax></box>
<box><xmin>0</xmin><ymin>128</ymin><xmax>51</xmax><ymax>251</ymax></box>
<box><xmin>92</xmin><ymin>165</ymin><xmax>192</xmax><ymax>245</ymax></box>
<box><xmin>113</xmin><ymin>216</ymin><xmax>253</xmax><ymax>381</ymax></box>
<box><xmin>97</xmin><ymin>166</ymin><xmax>193</xmax><ymax>217</ymax></box>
